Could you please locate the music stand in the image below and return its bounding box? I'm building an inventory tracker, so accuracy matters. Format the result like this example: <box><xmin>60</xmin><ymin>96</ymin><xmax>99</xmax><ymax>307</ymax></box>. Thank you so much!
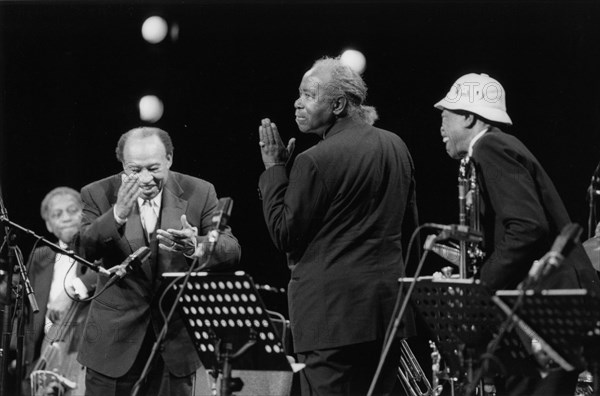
<box><xmin>400</xmin><ymin>277</ymin><xmax>532</xmax><ymax>380</ymax></box>
<box><xmin>162</xmin><ymin>271</ymin><xmax>292</xmax><ymax>396</ymax></box>
<box><xmin>494</xmin><ymin>289</ymin><xmax>600</xmax><ymax>372</ymax></box>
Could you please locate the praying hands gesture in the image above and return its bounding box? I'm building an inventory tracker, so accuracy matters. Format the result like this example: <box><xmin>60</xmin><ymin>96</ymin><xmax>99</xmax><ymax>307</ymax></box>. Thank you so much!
<box><xmin>258</xmin><ymin>118</ymin><xmax>295</xmax><ymax>170</ymax></box>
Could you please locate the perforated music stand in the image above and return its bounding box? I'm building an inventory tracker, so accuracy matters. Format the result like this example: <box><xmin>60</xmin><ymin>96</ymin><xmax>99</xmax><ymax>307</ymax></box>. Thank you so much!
<box><xmin>494</xmin><ymin>289</ymin><xmax>600</xmax><ymax>372</ymax></box>
<box><xmin>399</xmin><ymin>277</ymin><xmax>532</xmax><ymax>379</ymax></box>
<box><xmin>162</xmin><ymin>271</ymin><xmax>292</xmax><ymax>394</ymax></box>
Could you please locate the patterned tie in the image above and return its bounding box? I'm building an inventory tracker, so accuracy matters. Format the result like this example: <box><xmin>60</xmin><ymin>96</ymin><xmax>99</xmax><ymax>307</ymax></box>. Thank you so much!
<box><xmin>141</xmin><ymin>199</ymin><xmax>157</xmax><ymax>237</ymax></box>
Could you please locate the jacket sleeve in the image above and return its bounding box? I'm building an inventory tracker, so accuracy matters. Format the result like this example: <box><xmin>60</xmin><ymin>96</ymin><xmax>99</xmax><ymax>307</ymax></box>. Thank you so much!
<box><xmin>402</xmin><ymin>158</ymin><xmax>421</xmax><ymax>271</ymax></box>
<box><xmin>79</xmin><ymin>183</ymin><xmax>130</xmax><ymax>265</ymax></box>
<box><xmin>258</xmin><ymin>153</ymin><xmax>329</xmax><ymax>253</ymax></box>
<box><xmin>476</xmin><ymin>136</ymin><xmax>550</xmax><ymax>289</ymax></box>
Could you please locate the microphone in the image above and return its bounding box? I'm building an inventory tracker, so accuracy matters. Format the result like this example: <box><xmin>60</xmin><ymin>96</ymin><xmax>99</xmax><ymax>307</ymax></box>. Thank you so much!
<box><xmin>425</xmin><ymin>223</ymin><xmax>484</xmax><ymax>243</ymax></box>
<box><xmin>527</xmin><ymin>223</ymin><xmax>582</xmax><ymax>284</ymax></box>
<box><xmin>197</xmin><ymin>198</ymin><xmax>233</xmax><ymax>265</ymax></box>
<box><xmin>430</xmin><ymin>243</ymin><xmax>461</xmax><ymax>266</ymax></box>
<box><xmin>105</xmin><ymin>246</ymin><xmax>151</xmax><ymax>288</ymax></box>
<box><xmin>207</xmin><ymin>198</ymin><xmax>233</xmax><ymax>245</ymax></box>
<box><xmin>590</xmin><ymin>160</ymin><xmax>600</xmax><ymax>195</ymax></box>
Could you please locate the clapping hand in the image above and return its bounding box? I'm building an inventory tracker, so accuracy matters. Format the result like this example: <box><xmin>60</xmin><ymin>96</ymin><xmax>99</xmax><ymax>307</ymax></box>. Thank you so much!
<box><xmin>156</xmin><ymin>215</ymin><xmax>198</xmax><ymax>256</ymax></box>
<box><xmin>115</xmin><ymin>173</ymin><xmax>141</xmax><ymax>220</ymax></box>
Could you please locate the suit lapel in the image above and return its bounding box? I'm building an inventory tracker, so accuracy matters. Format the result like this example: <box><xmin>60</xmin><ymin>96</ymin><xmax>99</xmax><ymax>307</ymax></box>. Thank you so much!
<box><xmin>161</xmin><ymin>178</ymin><xmax>186</xmax><ymax>231</ymax></box>
<box><xmin>123</xmin><ymin>200</ymin><xmax>153</xmax><ymax>280</ymax></box>
<box><xmin>156</xmin><ymin>174</ymin><xmax>187</xmax><ymax>276</ymax></box>
<box><xmin>115</xmin><ymin>172</ymin><xmax>187</xmax><ymax>281</ymax></box>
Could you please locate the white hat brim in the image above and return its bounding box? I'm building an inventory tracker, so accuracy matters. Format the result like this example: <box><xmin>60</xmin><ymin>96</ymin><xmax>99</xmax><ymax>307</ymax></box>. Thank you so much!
<box><xmin>434</xmin><ymin>98</ymin><xmax>512</xmax><ymax>125</ymax></box>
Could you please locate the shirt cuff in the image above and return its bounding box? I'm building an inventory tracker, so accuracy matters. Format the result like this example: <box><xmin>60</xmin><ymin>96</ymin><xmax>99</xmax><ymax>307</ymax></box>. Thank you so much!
<box><xmin>113</xmin><ymin>206</ymin><xmax>127</xmax><ymax>225</ymax></box>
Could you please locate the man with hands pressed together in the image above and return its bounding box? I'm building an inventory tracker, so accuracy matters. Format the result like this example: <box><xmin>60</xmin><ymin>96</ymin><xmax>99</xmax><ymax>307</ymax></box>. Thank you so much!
<box><xmin>77</xmin><ymin>127</ymin><xmax>240</xmax><ymax>396</ymax></box>
<box><xmin>258</xmin><ymin>57</ymin><xmax>419</xmax><ymax>395</ymax></box>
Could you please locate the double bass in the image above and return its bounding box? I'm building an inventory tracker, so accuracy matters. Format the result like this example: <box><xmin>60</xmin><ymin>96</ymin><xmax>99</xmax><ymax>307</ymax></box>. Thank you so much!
<box><xmin>28</xmin><ymin>298</ymin><xmax>89</xmax><ymax>396</ymax></box>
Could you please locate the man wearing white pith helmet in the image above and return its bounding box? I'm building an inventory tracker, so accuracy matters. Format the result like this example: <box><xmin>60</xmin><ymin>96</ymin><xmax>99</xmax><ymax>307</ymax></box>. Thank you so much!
<box><xmin>435</xmin><ymin>73</ymin><xmax>600</xmax><ymax>395</ymax></box>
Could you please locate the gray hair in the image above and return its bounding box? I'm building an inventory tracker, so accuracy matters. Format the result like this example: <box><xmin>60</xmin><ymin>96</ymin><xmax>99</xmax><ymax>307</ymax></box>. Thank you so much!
<box><xmin>311</xmin><ymin>56</ymin><xmax>378</xmax><ymax>125</ymax></box>
<box><xmin>115</xmin><ymin>126</ymin><xmax>174</xmax><ymax>163</ymax></box>
<box><xmin>40</xmin><ymin>187</ymin><xmax>82</xmax><ymax>221</ymax></box>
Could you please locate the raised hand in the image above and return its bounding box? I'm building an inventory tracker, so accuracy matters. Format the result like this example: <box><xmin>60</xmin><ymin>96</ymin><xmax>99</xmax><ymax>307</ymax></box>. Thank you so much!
<box><xmin>115</xmin><ymin>173</ymin><xmax>141</xmax><ymax>220</ymax></box>
<box><xmin>258</xmin><ymin>118</ymin><xmax>296</xmax><ymax>169</ymax></box>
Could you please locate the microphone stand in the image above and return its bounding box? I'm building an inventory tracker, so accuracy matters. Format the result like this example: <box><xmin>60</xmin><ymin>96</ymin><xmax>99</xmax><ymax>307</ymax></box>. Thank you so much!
<box><xmin>465</xmin><ymin>245</ymin><xmax>563</xmax><ymax>396</ymax></box>
<box><xmin>132</xmin><ymin>198</ymin><xmax>232</xmax><ymax>396</ymax></box>
<box><xmin>130</xmin><ymin>243</ymin><xmax>217</xmax><ymax>396</ymax></box>
<box><xmin>366</xmin><ymin>232</ymin><xmax>435</xmax><ymax>396</ymax></box>
<box><xmin>0</xmin><ymin>194</ymin><xmax>39</xmax><ymax>396</ymax></box>
<box><xmin>0</xmin><ymin>197</ymin><xmax>109</xmax><ymax>396</ymax></box>
<box><xmin>0</xmin><ymin>216</ymin><xmax>109</xmax><ymax>276</ymax></box>
<box><xmin>587</xmin><ymin>161</ymin><xmax>600</xmax><ymax>239</ymax></box>
<box><xmin>11</xmin><ymin>241</ymin><xmax>36</xmax><ymax>396</ymax></box>
<box><xmin>0</xmin><ymin>230</ymin><xmax>16</xmax><ymax>396</ymax></box>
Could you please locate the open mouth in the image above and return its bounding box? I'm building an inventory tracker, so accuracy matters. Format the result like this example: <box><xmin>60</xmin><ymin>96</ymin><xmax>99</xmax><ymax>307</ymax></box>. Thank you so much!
<box><xmin>58</xmin><ymin>225</ymin><xmax>79</xmax><ymax>234</ymax></box>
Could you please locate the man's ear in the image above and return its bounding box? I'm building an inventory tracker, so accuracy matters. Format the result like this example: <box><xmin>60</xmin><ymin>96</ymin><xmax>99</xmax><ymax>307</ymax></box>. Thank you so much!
<box><xmin>332</xmin><ymin>96</ymin><xmax>347</xmax><ymax>116</ymax></box>
<box><xmin>463</xmin><ymin>113</ymin><xmax>476</xmax><ymax>128</ymax></box>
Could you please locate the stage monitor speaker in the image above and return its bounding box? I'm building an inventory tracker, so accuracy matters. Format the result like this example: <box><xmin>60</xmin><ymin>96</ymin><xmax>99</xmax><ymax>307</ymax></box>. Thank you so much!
<box><xmin>194</xmin><ymin>365</ymin><xmax>293</xmax><ymax>396</ymax></box>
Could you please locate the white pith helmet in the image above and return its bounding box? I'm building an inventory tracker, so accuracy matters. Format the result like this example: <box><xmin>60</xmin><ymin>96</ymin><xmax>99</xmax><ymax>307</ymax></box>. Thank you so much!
<box><xmin>434</xmin><ymin>73</ymin><xmax>512</xmax><ymax>125</ymax></box>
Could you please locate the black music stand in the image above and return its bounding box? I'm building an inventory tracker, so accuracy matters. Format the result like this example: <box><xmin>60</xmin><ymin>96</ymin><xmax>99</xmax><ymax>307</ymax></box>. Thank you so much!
<box><xmin>400</xmin><ymin>278</ymin><xmax>533</xmax><ymax>382</ymax></box>
<box><xmin>494</xmin><ymin>289</ymin><xmax>600</xmax><ymax>372</ymax></box>
<box><xmin>162</xmin><ymin>271</ymin><xmax>292</xmax><ymax>396</ymax></box>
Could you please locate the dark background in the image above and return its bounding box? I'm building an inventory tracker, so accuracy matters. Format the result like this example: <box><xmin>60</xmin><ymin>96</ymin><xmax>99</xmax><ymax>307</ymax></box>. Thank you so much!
<box><xmin>1</xmin><ymin>1</ymin><xmax>599</xmax><ymax>313</ymax></box>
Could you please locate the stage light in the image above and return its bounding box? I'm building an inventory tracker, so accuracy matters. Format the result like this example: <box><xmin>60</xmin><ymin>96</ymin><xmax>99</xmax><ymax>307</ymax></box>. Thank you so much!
<box><xmin>170</xmin><ymin>22</ymin><xmax>180</xmax><ymax>42</ymax></box>
<box><xmin>340</xmin><ymin>49</ymin><xmax>367</xmax><ymax>74</ymax></box>
<box><xmin>139</xmin><ymin>95</ymin><xmax>164</xmax><ymax>123</ymax></box>
<box><xmin>141</xmin><ymin>16</ymin><xmax>168</xmax><ymax>44</ymax></box>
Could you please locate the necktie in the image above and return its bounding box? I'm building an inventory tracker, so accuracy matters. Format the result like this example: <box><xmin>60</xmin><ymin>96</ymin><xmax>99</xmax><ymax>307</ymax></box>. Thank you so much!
<box><xmin>141</xmin><ymin>200</ymin><xmax>157</xmax><ymax>236</ymax></box>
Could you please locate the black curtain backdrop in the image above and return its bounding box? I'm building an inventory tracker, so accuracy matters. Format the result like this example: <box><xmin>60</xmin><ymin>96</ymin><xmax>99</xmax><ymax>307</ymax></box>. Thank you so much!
<box><xmin>1</xmin><ymin>1</ymin><xmax>599</xmax><ymax>312</ymax></box>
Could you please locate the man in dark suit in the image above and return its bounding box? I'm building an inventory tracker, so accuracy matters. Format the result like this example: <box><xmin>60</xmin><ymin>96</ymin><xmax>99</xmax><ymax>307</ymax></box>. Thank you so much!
<box><xmin>434</xmin><ymin>73</ymin><xmax>600</xmax><ymax>395</ymax></box>
<box><xmin>23</xmin><ymin>187</ymin><xmax>96</xmax><ymax>394</ymax></box>
<box><xmin>77</xmin><ymin>127</ymin><xmax>241</xmax><ymax>396</ymax></box>
<box><xmin>257</xmin><ymin>56</ymin><xmax>419</xmax><ymax>395</ymax></box>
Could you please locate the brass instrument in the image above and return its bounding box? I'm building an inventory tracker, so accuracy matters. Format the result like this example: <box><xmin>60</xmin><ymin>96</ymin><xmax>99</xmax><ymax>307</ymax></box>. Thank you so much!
<box><xmin>418</xmin><ymin>155</ymin><xmax>487</xmax><ymax>396</ymax></box>
<box><xmin>397</xmin><ymin>155</ymin><xmax>487</xmax><ymax>395</ymax></box>
<box><xmin>457</xmin><ymin>155</ymin><xmax>485</xmax><ymax>279</ymax></box>
<box><xmin>397</xmin><ymin>339</ymin><xmax>436</xmax><ymax>396</ymax></box>
<box><xmin>429</xmin><ymin>341</ymin><xmax>444</xmax><ymax>396</ymax></box>
<box><xmin>429</xmin><ymin>155</ymin><xmax>485</xmax><ymax>278</ymax></box>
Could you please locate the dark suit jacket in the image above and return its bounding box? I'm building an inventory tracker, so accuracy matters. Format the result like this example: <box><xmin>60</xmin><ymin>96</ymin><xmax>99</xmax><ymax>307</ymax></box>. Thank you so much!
<box><xmin>24</xmin><ymin>245</ymin><xmax>95</xmax><ymax>376</ymax></box>
<box><xmin>473</xmin><ymin>128</ymin><xmax>600</xmax><ymax>292</ymax></box>
<box><xmin>259</xmin><ymin>117</ymin><xmax>419</xmax><ymax>353</ymax></box>
<box><xmin>77</xmin><ymin>171</ymin><xmax>241</xmax><ymax>378</ymax></box>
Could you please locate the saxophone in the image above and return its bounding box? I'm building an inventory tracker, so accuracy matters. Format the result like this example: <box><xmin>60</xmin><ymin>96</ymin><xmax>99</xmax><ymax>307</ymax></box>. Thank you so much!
<box><xmin>407</xmin><ymin>156</ymin><xmax>487</xmax><ymax>396</ymax></box>
<box><xmin>429</xmin><ymin>155</ymin><xmax>485</xmax><ymax>278</ymax></box>
<box><xmin>457</xmin><ymin>155</ymin><xmax>485</xmax><ymax>279</ymax></box>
